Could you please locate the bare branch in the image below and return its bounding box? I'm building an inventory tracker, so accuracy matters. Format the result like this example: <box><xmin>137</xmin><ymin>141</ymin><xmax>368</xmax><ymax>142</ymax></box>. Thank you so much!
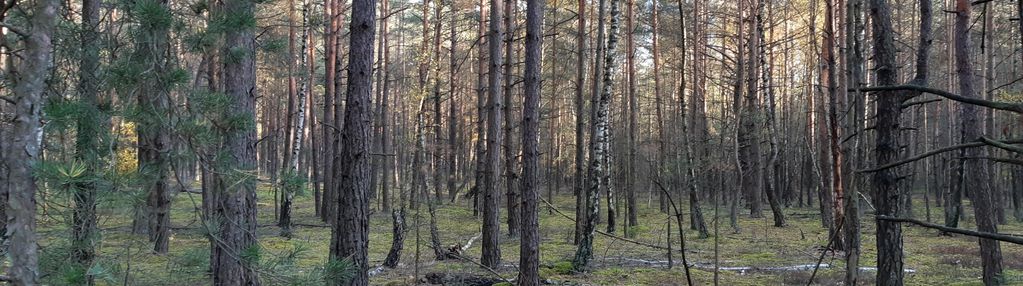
<box><xmin>876</xmin><ymin>216</ymin><xmax>1023</xmax><ymax>245</ymax></box>
<box><xmin>855</xmin><ymin>85</ymin><xmax>1023</xmax><ymax>114</ymax></box>
<box><xmin>980</xmin><ymin>137</ymin><xmax>1023</xmax><ymax>154</ymax></box>
<box><xmin>859</xmin><ymin>138</ymin><xmax>1023</xmax><ymax>173</ymax></box>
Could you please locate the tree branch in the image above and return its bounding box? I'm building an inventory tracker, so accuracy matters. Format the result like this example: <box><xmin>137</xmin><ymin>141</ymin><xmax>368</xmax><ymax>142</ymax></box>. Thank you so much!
<box><xmin>854</xmin><ymin>85</ymin><xmax>1023</xmax><ymax>114</ymax></box>
<box><xmin>859</xmin><ymin>138</ymin><xmax>1023</xmax><ymax>172</ymax></box>
<box><xmin>958</xmin><ymin>156</ymin><xmax>1023</xmax><ymax>166</ymax></box>
<box><xmin>980</xmin><ymin>137</ymin><xmax>1023</xmax><ymax>154</ymax></box>
<box><xmin>876</xmin><ymin>216</ymin><xmax>1023</xmax><ymax>245</ymax></box>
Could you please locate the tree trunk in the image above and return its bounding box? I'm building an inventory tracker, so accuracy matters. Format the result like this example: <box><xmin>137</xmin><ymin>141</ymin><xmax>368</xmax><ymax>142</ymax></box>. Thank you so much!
<box><xmin>954</xmin><ymin>0</ymin><xmax>1003</xmax><ymax>283</ymax></box>
<box><xmin>209</xmin><ymin>0</ymin><xmax>261</xmax><ymax>283</ymax></box>
<box><xmin>624</xmin><ymin>0</ymin><xmax>637</xmax><ymax>232</ymax></box>
<box><xmin>504</xmin><ymin>0</ymin><xmax>520</xmax><ymax>238</ymax></box>
<box><xmin>481</xmin><ymin>0</ymin><xmax>505</xmax><ymax>267</ymax></box>
<box><xmin>279</xmin><ymin>0</ymin><xmax>311</xmax><ymax>238</ymax></box>
<box><xmin>869</xmin><ymin>0</ymin><xmax>905</xmax><ymax>284</ymax></box>
<box><xmin>574</xmin><ymin>0</ymin><xmax>620</xmax><ymax>269</ymax></box>
<box><xmin>72</xmin><ymin>0</ymin><xmax>103</xmax><ymax>279</ymax></box>
<box><xmin>573</xmin><ymin>0</ymin><xmax>588</xmax><ymax>244</ymax></box>
<box><xmin>320</xmin><ymin>0</ymin><xmax>338</xmax><ymax>222</ymax></box>
<box><xmin>674</xmin><ymin>0</ymin><xmax>709</xmax><ymax>237</ymax></box>
<box><xmin>518</xmin><ymin>0</ymin><xmax>543</xmax><ymax>280</ymax></box>
<box><xmin>824</xmin><ymin>0</ymin><xmax>844</xmax><ymax>248</ymax></box>
<box><xmin>329</xmin><ymin>0</ymin><xmax>376</xmax><ymax>281</ymax></box>
<box><xmin>2</xmin><ymin>0</ymin><xmax>57</xmax><ymax>283</ymax></box>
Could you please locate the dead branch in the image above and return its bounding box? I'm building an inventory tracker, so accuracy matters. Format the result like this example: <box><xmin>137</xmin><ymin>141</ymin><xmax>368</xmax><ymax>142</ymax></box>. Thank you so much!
<box><xmin>859</xmin><ymin>138</ymin><xmax>1023</xmax><ymax>172</ymax></box>
<box><xmin>855</xmin><ymin>85</ymin><xmax>1023</xmax><ymax>114</ymax></box>
<box><xmin>876</xmin><ymin>216</ymin><xmax>1023</xmax><ymax>245</ymax></box>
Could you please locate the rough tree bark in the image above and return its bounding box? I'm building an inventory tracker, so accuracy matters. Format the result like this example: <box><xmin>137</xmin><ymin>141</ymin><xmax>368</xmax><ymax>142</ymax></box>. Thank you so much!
<box><xmin>504</xmin><ymin>0</ymin><xmax>520</xmax><ymax>237</ymax></box>
<box><xmin>2</xmin><ymin>0</ymin><xmax>57</xmax><ymax>283</ymax></box>
<box><xmin>518</xmin><ymin>0</ymin><xmax>543</xmax><ymax>280</ymax></box>
<box><xmin>868</xmin><ymin>0</ymin><xmax>906</xmax><ymax>284</ymax></box>
<box><xmin>573</xmin><ymin>0</ymin><xmax>587</xmax><ymax>244</ymax></box>
<box><xmin>481</xmin><ymin>0</ymin><xmax>505</xmax><ymax>267</ymax></box>
<box><xmin>954</xmin><ymin>0</ymin><xmax>1003</xmax><ymax>283</ymax></box>
<box><xmin>209</xmin><ymin>0</ymin><xmax>262</xmax><ymax>283</ymax></box>
<box><xmin>329</xmin><ymin>0</ymin><xmax>376</xmax><ymax>281</ymax></box>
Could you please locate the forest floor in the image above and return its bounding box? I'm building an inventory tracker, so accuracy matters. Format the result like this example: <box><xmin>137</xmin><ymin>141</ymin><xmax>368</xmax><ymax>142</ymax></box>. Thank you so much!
<box><xmin>35</xmin><ymin>184</ymin><xmax>1023</xmax><ymax>285</ymax></box>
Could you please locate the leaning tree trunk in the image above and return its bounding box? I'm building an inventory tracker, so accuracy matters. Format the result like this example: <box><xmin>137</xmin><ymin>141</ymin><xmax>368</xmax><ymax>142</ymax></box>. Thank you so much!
<box><xmin>2</xmin><ymin>0</ymin><xmax>57</xmax><ymax>283</ymax></box>
<box><xmin>573</xmin><ymin>0</ymin><xmax>620</xmax><ymax>270</ymax></box>
<box><xmin>329</xmin><ymin>0</ymin><xmax>376</xmax><ymax>282</ymax></box>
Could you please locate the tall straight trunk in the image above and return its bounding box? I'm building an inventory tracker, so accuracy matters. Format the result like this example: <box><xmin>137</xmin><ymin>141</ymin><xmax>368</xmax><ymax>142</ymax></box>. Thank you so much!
<box><xmin>431</xmin><ymin>0</ymin><xmax>444</xmax><ymax>203</ymax></box>
<box><xmin>481</xmin><ymin>0</ymin><xmax>505</xmax><ymax>266</ymax></box>
<box><xmin>518</xmin><ymin>0</ymin><xmax>543</xmax><ymax>280</ymax></box>
<box><xmin>329</xmin><ymin>0</ymin><xmax>376</xmax><ymax>281</ymax></box>
<box><xmin>954</xmin><ymin>0</ymin><xmax>1002</xmax><ymax>283</ymax></box>
<box><xmin>574</xmin><ymin>0</ymin><xmax>620</xmax><ymax>269</ymax></box>
<box><xmin>279</xmin><ymin>0</ymin><xmax>311</xmax><ymax>238</ymax></box>
<box><xmin>447</xmin><ymin>8</ymin><xmax>459</xmax><ymax>202</ymax></box>
<box><xmin>591</xmin><ymin>0</ymin><xmax>607</xmax><ymax>226</ymax></box>
<box><xmin>377</xmin><ymin>0</ymin><xmax>391</xmax><ymax>212</ymax></box>
<box><xmin>652</xmin><ymin>0</ymin><xmax>667</xmax><ymax>214</ymax></box>
<box><xmin>320</xmin><ymin>0</ymin><xmax>337</xmax><ymax>221</ymax></box>
<box><xmin>282</xmin><ymin>0</ymin><xmax>298</xmax><ymax>217</ymax></box>
<box><xmin>624</xmin><ymin>0</ymin><xmax>637</xmax><ymax>232</ymax></box>
<box><xmin>2</xmin><ymin>0</ymin><xmax>56</xmax><ymax>283</ymax></box>
<box><xmin>824</xmin><ymin>0</ymin><xmax>844</xmax><ymax>248</ymax></box>
<box><xmin>869</xmin><ymin>0</ymin><xmax>905</xmax><ymax>284</ymax></box>
<box><xmin>209</xmin><ymin>0</ymin><xmax>261</xmax><ymax>283</ymax></box>
<box><xmin>136</xmin><ymin>0</ymin><xmax>174</xmax><ymax>254</ymax></box>
<box><xmin>504</xmin><ymin>0</ymin><xmax>521</xmax><ymax>237</ymax></box>
<box><xmin>73</xmin><ymin>0</ymin><xmax>103</xmax><ymax>279</ymax></box>
<box><xmin>473</xmin><ymin>0</ymin><xmax>488</xmax><ymax>217</ymax></box>
<box><xmin>738</xmin><ymin>0</ymin><xmax>763</xmax><ymax>218</ymax></box>
<box><xmin>674</xmin><ymin>0</ymin><xmax>709</xmax><ymax>237</ymax></box>
<box><xmin>691</xmin><ymin>0</ymin><xmax>710</xmax><ymax>200</ymax></box>
<box><xmin>844</xmin><ymin>0</ymin><xmax>864</xmax><ymax>283</ymax></box>
<box><xmin>573</xmin><ymin>0</ymin><xmax>588</xmax><ymax>244</ymax></box>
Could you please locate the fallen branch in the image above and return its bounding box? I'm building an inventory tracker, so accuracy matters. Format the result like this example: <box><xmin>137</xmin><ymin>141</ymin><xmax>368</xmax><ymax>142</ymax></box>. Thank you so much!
<box><xmin>855</xmin><ymin>85</ymin><xmax>1023</xmax><ymax>114</ymax></box>
<box><xmin>876</xmin><ymin>216</ymin><xmax>1023</xmax><ymax>245</ymax></box>
<box><xmin>447</xmin><ymin>253</ymin><xmax>513</xmax><ymax>284</ymax></box>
